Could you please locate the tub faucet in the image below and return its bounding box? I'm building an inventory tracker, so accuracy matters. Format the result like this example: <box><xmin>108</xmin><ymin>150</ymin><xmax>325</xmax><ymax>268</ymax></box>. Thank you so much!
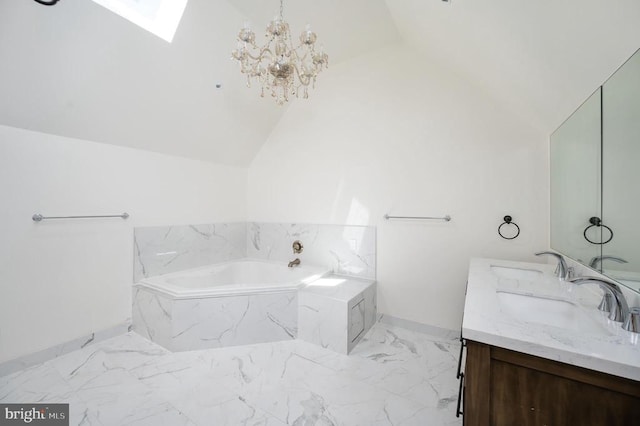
<box><xmin>535</xmin><ymin>251</ymin><xmax>572</xmax><ymax>280</ymax></box>
<box><xmin>288</xmin><ymin>258</ymin><xmax>301</xmax><ymax>268</ymax></box>
<box><xmin>569</xmin><ymin>276</ymin><xmax>630</xmax><ymax>322</ymax></box>
<box><xmin>588</xmin><ymin>255</ymin><xmax>628</xmax><ymax>272</ymax></box>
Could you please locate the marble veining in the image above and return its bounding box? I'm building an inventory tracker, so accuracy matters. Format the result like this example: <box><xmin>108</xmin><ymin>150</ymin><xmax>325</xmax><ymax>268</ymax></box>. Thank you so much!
<box><xmin>463</xmin><ymin>258</ymin><xmax>640</xmax><ymax>380</ymax></box>
<box><xmin>247</xmin><ymin>223</ymin><xmax>376</xmax><ymax>280</ymax></box>
<box><xmin>0</xmin><ymin>323</ymin><xmax>131</xmax><ymax>377</ymax></box>
<box><xmin>298</xmin><ymin>278</ymin><xmax>377</xmax><ymax>354</ymax></box>
<box><xmin>132</xmin><ymin>286</ymin><xmax>299</xmax><ymax>352</ymax></box>
<box><xmin>134</xmin><ymin>223</ymin><xmax>247</xmax><ymax>281</ymax></box>
<box><xmin>2</xmin><ymin>322</ymin><xmax>461</xmax><ymax>425</ymax></box>
<box><xmin>135</xmin><ymin>222</ymin><xmax>376</xmax><ymax>282</ymax></box>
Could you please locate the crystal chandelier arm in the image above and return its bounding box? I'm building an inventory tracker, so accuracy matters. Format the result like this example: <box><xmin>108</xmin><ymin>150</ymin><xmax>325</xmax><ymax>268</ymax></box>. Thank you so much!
<box><xmin>239</xmin><ymin>32</ymin><xmax>278</xmax><ymax>62</ymax></box>
<box><xmin>289</xmin><ymin>62</ymin><xmax>313</xmax><ymax>87</ymax></box>
<box><xmin>243</xmin><ymin>48</ymin><xmax>275</xmax><ymax>62</ymax></box>
<box><xmin>288</xmin><ymin>44</ymin><xmax>314</xmax><ymax>67</ymax></box>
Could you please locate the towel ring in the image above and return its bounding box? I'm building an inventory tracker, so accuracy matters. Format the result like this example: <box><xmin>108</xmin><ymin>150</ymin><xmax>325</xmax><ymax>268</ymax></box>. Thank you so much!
<box><xmin>583</xmin><ymin>217</ymin><xmax>613</xmax><ymax>245</ymax></box>
<box><xmin>498</xmin><ymin>215</ymin><xmax>520</xmax><ymax>240</ymax></box>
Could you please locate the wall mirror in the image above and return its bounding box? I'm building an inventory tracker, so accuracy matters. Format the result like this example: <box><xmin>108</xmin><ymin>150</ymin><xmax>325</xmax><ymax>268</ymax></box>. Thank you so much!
<box><xmin>550</xmin><ymin>88</ymin><xmax>602</xmax><ymax>267</ymax></box>
<box><xmin>551</xmin><ymin>48</ymin><xmax>640</xmax><ymax>293</ymax></box>
<box><xmin>601</xmin><ymin>48</ymin><xmax>640</xmax><ymax>292</ymax></box>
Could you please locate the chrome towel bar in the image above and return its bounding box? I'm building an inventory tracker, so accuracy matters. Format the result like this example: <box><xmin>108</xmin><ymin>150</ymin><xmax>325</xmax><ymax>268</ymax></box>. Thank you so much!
<box><xmin>383</xmin><ymin>214</ymin><xmax>451</xmax><ymax>222</ymax></box>
<box><xmin>32</xmin><ymin>213</ymin><xmax>130</xmax><ymax>222</ymax></box>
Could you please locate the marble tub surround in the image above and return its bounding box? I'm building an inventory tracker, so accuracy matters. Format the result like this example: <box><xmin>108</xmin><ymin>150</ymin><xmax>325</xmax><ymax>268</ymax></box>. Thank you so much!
<box><xmin>463</xmin><ymin>258</ymin><xmax>640</xmax><ymax>380</ymax></box>
<box><xmin>134</xmin><ymin>222</ymin><xmax>376</xmax><ymax>282</ymax></box>
<box><xmin>248</xmin><ymin>222</ymin><xmax>376</xmax><ymax>280</ymax></box>
<box><xmin>299</xmin><ymin>277</ymin><xmax>376</xmax><ymax>354</ymax></box>
<box><xmin>0</xmin><ymin>322</ymin><xmax>462</xmax><ymax>426</ymax></box>
<box><xmin>134</xmin><ymin>222</ymin><xmax>247</xmax><ymax>281</ymax></box>
<box><xmin>132</xmin><ymin>286</ymin><xmax>298</xmax><ymax>352</ymax></box>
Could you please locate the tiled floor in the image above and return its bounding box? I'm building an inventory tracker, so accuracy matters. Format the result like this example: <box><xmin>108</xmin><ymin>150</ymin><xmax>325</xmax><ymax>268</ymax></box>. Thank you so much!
<box><xmin>1</xmin><ymin>322</ymin><xmax>463</xmax><ymax>425</ymax></box>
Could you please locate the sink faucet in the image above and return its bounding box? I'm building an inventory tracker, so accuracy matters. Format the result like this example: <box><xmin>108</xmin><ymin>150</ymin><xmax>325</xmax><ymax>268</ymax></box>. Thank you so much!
<box><xmin>588</xmin><ymin>255</ymin><xmax>628</xmax><ymax>272</ymax></box>
<box><xmin>535</xmin><ymin>251</ymin><xmax>572</xmax><ymax>280</ymax></box>
<box><xmin>569</xmin><ymin>276</ymin><xmax>630</xmax><ymax>322</ymax></box>
<box><xmin>288</xmin><ymin>258</ymin><xmax>301</xmax><ymax>268</ymax></box>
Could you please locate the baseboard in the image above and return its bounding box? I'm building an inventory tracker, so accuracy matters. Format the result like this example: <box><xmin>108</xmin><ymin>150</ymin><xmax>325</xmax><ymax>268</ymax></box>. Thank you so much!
<box><xmin>0</xmin><ymin>322</ymin><xmax>131</xmax><ymax>377</ymax></box>
<box><xmin>378</xmin><ymin>314</ymin><xmax>459</xmax><ymax>340</ymax></box>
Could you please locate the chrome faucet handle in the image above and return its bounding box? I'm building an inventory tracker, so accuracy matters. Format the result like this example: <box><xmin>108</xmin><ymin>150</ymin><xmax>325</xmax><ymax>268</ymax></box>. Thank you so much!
<box><xmin>622</xmin><ymin>307</ymin><xmax>640</xmax><ymax>333</ymax></box>
<box><xmin>535</xmin><ymin>251</ymin><xmax>569</xmax><ymax>280</ymax></box>
<box><xmin>588</xmin><ymin>255</ymin><xmax>628</xmax><ymax>271</ymax></box>
<box><xmin>598</xmin><ymin>292</ymin><xmax>614</xmax><ymax>313</ymax></box>
<box><xmin>569</xmin><ymin>277</ymin><xmax>630</xmax><ymax>322</ymax></box>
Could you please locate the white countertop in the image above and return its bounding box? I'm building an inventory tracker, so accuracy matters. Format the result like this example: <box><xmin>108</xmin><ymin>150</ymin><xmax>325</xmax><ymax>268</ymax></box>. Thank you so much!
<box><xmin>462</xmin><ymin>258</ymin><xmax>640</xmax><ymax>381</ymax></box>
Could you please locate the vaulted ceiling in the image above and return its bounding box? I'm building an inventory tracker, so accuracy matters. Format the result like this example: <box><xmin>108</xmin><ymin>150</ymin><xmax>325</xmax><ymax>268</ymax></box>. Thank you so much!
<box><xmin>0</xmin><ymin>0</ymin><xmax>638</xmax><ymax>166</ymax></box>
<box><xmin>386</xmin><ymin>0</ymin><xmax>640</xmax><ymax>133</ymax></box>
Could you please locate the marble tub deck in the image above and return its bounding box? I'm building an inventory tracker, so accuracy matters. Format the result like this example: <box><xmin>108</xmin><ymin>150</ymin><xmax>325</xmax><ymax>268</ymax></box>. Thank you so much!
<box><xmin>0</xmin><ymin>322</ymin><xmax>462</xmax><ymax>426</ymax></box>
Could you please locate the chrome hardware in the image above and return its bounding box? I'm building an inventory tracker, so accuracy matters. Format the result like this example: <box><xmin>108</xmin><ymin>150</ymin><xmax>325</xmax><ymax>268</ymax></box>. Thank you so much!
<box><xmin>384</xmin><ymin>214</ymin><xmax>451</xmax><ymax>221</ymax></box>
<box><xmin>598</xmin><ymin>292</ymin><xmax>615</xmax><ymax>313</ymax></box>
<box><xmin>622</xmin><ymin>307</ymin><xmax>640</xmax><ymax>333</ymax></box>
<box><xmin>33</xmin><ymin>212</ymin><xmax>129</xmax><ymax>222</ymax></box>
<box><xmin>569</xmin><ymin>277</ymin><xmax>630</xmax><ymax>322</ymax></box>
<box><xmin>588</xmin><ymin>255</ymin><xmax>628</xmax><ymax>271</ymax></box>
<box><xmin>288</xmin><ymin>258</ymin><xmax>301</xmax><ymax>268</ymax></box>
<box><xmin>292</xmin><ymin>240</ymin><xmax>303</xmax><ymax>254</ymax></box>
<box><xmin>535</xmin><ymin>251</ymin><xmax>571</xmax><ymax>280</ymax></box>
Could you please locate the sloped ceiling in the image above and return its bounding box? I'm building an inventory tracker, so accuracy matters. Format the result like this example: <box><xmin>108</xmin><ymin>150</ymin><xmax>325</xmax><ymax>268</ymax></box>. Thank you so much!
<box><xmin>0</xmin><ymin>0</ymin><xmax>639</xmax><ymax>165</ymax></box>
<box><xmin>386</xmin><ymin>0</ymin><xmax>640</xmax><ymax>133</ymax></box>
<box><xmin>0</xmin><ymin>0</ymin><xmax>399</xmax><ymax>166</ymax></box>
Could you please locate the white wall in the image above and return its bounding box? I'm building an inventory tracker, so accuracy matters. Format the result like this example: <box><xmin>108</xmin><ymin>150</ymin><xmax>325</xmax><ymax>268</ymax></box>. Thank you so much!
<box><xmin>247</xmin><ymin>44</ymin><xmax>550</xmax><ymax>330</ymax></box>
<box><xmin>0</xmin><ymin>125</ymin><xmax>246</xmax><ymax>362</ymax></box>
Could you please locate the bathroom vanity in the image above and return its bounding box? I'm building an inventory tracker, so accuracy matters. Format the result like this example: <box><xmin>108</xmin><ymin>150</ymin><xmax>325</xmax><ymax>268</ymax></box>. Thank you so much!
<box><xmin>461</xmin><ymin>258</ymin><xmax>640</xmax><ymax>426</ymax></box>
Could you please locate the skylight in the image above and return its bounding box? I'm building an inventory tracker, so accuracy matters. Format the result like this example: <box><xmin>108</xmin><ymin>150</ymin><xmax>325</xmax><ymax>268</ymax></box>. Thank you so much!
<box><xmin>91</xmin><ymin>0</ymin><xmax>188</xmax><ymax>43</ymax></box>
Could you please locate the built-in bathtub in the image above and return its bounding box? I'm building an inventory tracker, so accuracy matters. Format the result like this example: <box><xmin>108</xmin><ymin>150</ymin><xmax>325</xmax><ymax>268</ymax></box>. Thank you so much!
<box><xmin>132</xmin><ymin>259</ymin><xmax>329</xmax><ymax>351</ymax></box>
<box><xmin>138</xmin><ymin>259</ymin><xmax>328</xmax><ymax>298</ymax></box>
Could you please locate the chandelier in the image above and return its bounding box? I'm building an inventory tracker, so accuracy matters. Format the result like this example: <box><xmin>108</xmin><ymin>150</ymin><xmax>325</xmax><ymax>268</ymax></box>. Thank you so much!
<box><xmin>231</xmin><ymin>0</ymin><xmax>328</xmax><ymax>105</ymax></box>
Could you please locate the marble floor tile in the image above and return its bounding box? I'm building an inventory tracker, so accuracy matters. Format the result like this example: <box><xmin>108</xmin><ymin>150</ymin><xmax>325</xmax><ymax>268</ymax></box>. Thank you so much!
<box><xmin>1</xmin><ymin>322</ymin><xmax>462</xmax><ymax>426</ymax></box>
<box><xmin>0</xmin><ymin>363</ymin><xmax>74</xmax><ymax>403</ymax></box>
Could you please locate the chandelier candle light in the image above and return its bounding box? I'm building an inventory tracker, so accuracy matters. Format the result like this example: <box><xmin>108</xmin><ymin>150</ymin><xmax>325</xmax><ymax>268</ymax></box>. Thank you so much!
<box><xmin>231</xmin><ymin>0</ymin><xmax>328</xmax><ymax>105</ymax></box>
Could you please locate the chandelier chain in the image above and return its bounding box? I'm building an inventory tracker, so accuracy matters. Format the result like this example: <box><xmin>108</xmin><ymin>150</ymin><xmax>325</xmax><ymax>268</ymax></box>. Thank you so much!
<box><xmin>280</xmin><ymin>0</ymin><xmax>284</xmax><ymax>19</ymax></box>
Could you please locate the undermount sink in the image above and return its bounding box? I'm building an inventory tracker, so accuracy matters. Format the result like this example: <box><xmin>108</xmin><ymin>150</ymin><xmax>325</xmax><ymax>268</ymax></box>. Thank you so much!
<box><xmin>490</xmin><ymin>265</ymin><xmax>543</xmax><ymax>281</ymax></box>
<box><xmin>496</xmin><ymin>290</ymin><xmax>608</xmax><ymax>334</ymax></box>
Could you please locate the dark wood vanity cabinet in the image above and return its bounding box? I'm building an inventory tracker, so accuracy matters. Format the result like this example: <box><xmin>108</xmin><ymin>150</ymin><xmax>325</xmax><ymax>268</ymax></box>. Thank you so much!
<box><xmin>462</xmin><ymin>340</ymin><xmax>640</xmax><ymax>426</ymax></box>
